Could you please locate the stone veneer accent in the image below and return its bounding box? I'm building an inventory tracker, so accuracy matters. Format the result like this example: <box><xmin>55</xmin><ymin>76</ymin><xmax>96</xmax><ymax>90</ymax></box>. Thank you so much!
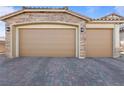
<box><xmin>4</xmin><ymin>12</ymin><xmax>87</xmax><ymax>58</ymax></box>
<box><xmin>80</xmin><ymin>23</ymin><xmax>86</xmax><ymax>57</ymax></box>
<box><xmin>5</xmin><ymin>32</ymin><xmax>10</xmax><ymax>57</ymax></box>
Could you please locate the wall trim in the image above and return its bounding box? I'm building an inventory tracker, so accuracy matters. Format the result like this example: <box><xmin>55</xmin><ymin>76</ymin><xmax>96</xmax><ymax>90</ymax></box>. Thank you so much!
<box><xmin>113</xmin><ymin>24</ymin><xmax>120</xmax><ymax>58</ymax></box>
<box><xmin>12</xmin><ymin>21</ymin><xmax>80</xmax><ymax>27</ymax></box>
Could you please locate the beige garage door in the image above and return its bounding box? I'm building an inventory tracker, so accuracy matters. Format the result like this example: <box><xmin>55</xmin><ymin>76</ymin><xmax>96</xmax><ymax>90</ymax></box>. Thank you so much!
<box><xmin>19</xmin><ymin>28</ymin><xmax>76</xmax><ymax>57</ymax></box>
<box><xmin>86</xmin><ymin>29</ymin><xmax>112</xmax><ymax>57</ymax></box>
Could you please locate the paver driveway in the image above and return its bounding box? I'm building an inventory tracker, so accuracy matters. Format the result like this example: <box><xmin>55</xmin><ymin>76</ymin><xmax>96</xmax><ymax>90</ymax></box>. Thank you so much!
<box><xmin>0</xmin><ymin>55</ymin><xmax>124</xmax><ymax>86</ymax></box>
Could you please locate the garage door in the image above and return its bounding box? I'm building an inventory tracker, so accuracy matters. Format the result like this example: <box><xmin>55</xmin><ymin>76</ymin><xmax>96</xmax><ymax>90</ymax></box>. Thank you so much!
<box><xmin>19</xmin><ymin>28</ymin><xmax>75</xmax><ymax>57</ymax></box>
<box><xmin>86</xmin><ymin>29</ymin><xmax>112</xmax><ymax>57</ymax></box>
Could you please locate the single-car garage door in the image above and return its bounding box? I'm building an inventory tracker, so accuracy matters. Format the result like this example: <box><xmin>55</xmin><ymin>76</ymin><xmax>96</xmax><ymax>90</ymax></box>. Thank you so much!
<box><xmin>19</xmin><ymin>28</ymin><xmax>76</xmax><ymax>57</ymax></box>
<box><xmin>86</xmin><ymin>29</ymin><xmax>112</xmax><ymax>57</ymax></box>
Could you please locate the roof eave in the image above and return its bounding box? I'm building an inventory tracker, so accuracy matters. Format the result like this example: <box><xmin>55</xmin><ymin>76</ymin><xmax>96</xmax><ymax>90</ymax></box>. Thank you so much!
<box><xmin>0</xmin><ymin>9</ymin><xmax>91</xmax><ymax>22</ymax></box>
<box><xmin>91</xmin><ymin>20</ymin><xmax>124</xmax><ymax>24</ymax></box>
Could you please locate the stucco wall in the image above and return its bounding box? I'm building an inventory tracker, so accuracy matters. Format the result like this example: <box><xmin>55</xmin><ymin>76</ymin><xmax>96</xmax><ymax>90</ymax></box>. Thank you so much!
<box><xmin>4</xmin><ymin>12</ymin><xmax>86</xmax><ymax>58</ymax></box>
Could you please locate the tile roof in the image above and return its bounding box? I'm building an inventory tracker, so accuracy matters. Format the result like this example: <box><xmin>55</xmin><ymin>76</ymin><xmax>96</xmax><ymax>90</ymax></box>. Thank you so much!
<box><xmin>93</xmin><ymin>13</ymin><xmax>124</xmax><ymax>21</ymax></box>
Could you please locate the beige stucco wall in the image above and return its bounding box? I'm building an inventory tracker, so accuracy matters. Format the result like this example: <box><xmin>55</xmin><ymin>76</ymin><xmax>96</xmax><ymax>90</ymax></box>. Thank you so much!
<box><xmin>113</xmin><ymin>24</ymin><xmax>120</xmax><ymax>57</ymax></box>
<box><xmin>4</xmin><ymin>12</ymin><xmax>86</xmax><ymax>58</ymax></box>
<box><xmin>86</xmin><ymin>23</ymin><xmax>115</xmax><ymax>28</ymax></box>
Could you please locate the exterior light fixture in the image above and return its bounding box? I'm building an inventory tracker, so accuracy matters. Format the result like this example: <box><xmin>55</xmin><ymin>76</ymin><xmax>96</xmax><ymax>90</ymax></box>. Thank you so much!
<box><xmin>81</xmin><ymin>27</ymin><xmax>84</xmax><ymax>32</ymax></box>
<box><xmin>6</xmin><ymin>26</ymin><xmax>10</xmax><ymax>32</ymax></box>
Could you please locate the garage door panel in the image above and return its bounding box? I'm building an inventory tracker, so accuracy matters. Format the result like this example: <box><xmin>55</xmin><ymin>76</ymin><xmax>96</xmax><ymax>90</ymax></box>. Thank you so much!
<box><xmin>19</xmin><ymin>28</ymin><xmax>75</xmax><ymax>57</ymax></box>
<box><xmin>86</xmin><ymin>29</ymin><xmax>112</xmax><ymax>57</ymax></box>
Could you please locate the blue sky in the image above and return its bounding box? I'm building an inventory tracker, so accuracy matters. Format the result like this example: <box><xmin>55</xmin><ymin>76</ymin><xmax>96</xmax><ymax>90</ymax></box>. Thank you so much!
<box><xmin>0</xmin><ymin>6</ymin><xmax>124</xmax><ymax>37</ymax></box>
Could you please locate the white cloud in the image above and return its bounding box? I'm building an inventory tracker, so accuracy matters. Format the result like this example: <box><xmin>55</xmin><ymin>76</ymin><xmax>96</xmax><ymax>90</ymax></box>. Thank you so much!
<box><xmin>0</xmin><ymin>7</ymin><xmax>17</xmax><ymax>37</ymax></box>
<box><xmin>114</xmin><ymin>6</ymin><xmax>124</xmax><ymax>16</ymax></box>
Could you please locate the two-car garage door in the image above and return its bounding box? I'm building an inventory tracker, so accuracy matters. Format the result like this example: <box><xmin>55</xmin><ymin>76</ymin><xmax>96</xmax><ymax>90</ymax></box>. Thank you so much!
<box><xmin>19</xmin><ymin>28</ymin><xmax>76</xmax><ymax>57</ymax></box>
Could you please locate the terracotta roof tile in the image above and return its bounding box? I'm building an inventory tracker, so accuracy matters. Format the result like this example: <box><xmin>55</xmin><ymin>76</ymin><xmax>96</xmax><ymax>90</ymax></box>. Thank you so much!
<box><xmin>94</xmin><ymin>13</ymin><xmax>124</xmax><ymax>21</ymax></box>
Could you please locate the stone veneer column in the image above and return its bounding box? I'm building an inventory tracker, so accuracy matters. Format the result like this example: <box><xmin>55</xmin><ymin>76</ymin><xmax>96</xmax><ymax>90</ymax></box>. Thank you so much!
<box><xmin>5</xmin><ymin>31</ymin><xmax>11</xmax><ymax>57</ymax></box>
<box><xmin>5</xmin><ymin>23</ymin><xmax>12</xmax><ymax>58</ymax></box>
<box><xmin>113</xmin><ymin>24</ymin><xmax>120</xmax><ymax>58</ymax></box>
<box><xmin>79</xmin><ymin>23</ymin><xmax>86</xmax><ymax>58</ymax></box>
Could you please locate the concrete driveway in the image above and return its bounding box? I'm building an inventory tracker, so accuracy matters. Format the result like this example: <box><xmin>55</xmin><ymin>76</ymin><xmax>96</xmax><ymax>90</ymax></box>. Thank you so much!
<box><xmin>0</xmin><ymin>55</ymin><xmax>124</xmax><ymax>86</ymax></box>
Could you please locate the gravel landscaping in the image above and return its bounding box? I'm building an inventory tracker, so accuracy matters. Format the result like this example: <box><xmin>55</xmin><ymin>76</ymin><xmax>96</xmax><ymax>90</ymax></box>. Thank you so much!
<box><xmin>0</xmin><ymin>55</ymin><xmax>124</xmax><ymax>86</ymax></box>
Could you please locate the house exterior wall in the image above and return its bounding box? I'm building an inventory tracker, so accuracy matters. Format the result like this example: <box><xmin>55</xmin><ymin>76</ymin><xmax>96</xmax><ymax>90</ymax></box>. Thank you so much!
<box><xmin>5</xmin><ymin>31</ymin><xmax>10</xmax><ymax>56</ymax></box>
<box><xmin>4</xmin><ymin>12</ymin><xmax>86</xmax><ymax>58</ymax></box>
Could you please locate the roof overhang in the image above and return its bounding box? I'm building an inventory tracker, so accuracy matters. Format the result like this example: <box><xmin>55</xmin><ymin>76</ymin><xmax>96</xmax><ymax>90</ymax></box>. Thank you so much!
<box><xmin>90</xmin><ymin>20</ymin><xmax>124</xmax><ymax>24</ymax></box>
<box><xmin>0</xmin><ymin>9</ymin><xmax>91</xmax><ymax>22</ymax></box>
